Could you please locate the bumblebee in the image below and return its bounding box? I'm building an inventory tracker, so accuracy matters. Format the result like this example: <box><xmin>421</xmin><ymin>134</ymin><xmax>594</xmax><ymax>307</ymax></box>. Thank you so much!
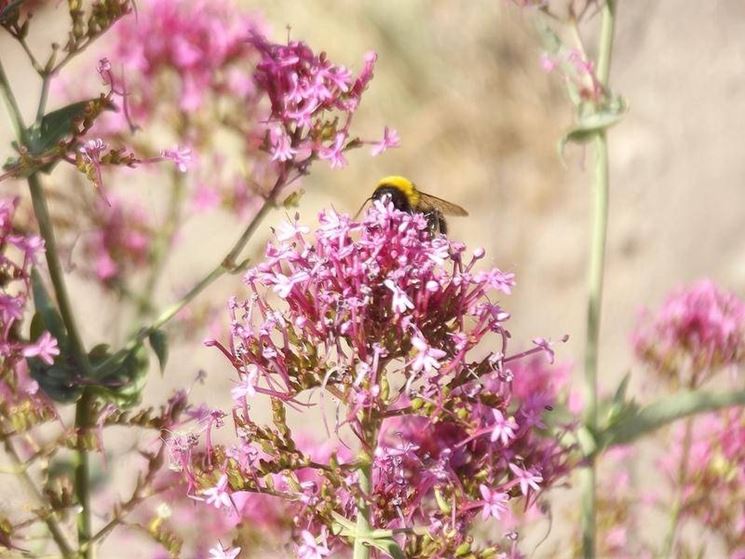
<box><xmin>363</xmin><ymin>176</ymin><xmax>468</xmax><ymax>234</ymax></box>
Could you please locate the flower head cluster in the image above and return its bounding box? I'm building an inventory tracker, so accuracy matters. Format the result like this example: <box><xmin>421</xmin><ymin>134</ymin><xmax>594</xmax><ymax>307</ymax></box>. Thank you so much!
<box><xmin>0</xmin><ymin>197</ymin><xmax>56</xmax><ymax>418</ymax></box>
<box><xmin>632</xmin><ymin>280</ymin><xmax>745</xmax><ymax>386</ymax></box>
<box><xmin>95</xmin><ymin>0</ymin><xmax>395</xmax><ymax>217</ymax></box>
<box><xmin>78</xmin><ymin>196</ymin><xmax>153</xmax><ymax>287</ymax></box>
<box><xmin>250</xmin><ymin>34</ymin><xmax>397</xmax><ymax>166</ymax></box>
<box><xmin>182</xmin><ymin>202</ymin><xmax>572</xmax><ymax>557</ymax></box>
<box><xmin>659</xmin><ymin>409</ymin><xmax>745</xmax><ymax>557</ymax></box>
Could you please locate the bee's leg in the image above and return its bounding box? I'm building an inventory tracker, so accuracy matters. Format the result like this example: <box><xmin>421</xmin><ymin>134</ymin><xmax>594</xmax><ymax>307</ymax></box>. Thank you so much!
<box><xmin>424</xmin><ymin>211</ymin><xmax>447</xmax><ymax>235</ymax></box>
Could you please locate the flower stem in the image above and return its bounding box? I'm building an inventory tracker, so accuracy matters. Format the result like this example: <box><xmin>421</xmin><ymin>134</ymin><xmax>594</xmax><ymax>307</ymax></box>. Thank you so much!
<box><xmin>581</xmin><ymin>2</ymin><xmax>617</xmax><ymax>558</ymax></box>
<box><xmin>660</xmin><ymin>416</ymin><xmax>693</xmax><ymax>558</ymax></box>
<box><xmin>1</xmin><ymin>55</ymin><xmax>97</xmax><ymax>559</ymax></box>
<box><xmin>2</xmin><ymin>437</ymin><xmax>76</xmax><ymax>557</ymax></box>
<box><xmin>353</xmin><ymin>414</ymin><xmax>380</xmax><ymax>559</ymax></box>
<box><xmin>135</xmin><ymin>169</ymin><xmax>187</xmax><ymax>320</ymax></box>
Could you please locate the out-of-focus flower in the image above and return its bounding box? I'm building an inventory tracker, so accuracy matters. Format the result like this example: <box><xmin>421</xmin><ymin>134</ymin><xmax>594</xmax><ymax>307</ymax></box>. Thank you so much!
<box><xmin>79</xmin><ymin>196</ymin><xmax>153</xmax><ymax>287</ymax></box>
<box><xmin>0</xmin><ymin>197</ymin><xmax>56</xmax><ymax>413</ymax></box>
<box><xmin>208</xmin><ymin>542</ymin><xmax>241</xmax><ymax>559</ymax></box>
<box><xmin>632</xmin><ymin>280</ymin><xmax>745</xmax><ymax>385</ymax></box>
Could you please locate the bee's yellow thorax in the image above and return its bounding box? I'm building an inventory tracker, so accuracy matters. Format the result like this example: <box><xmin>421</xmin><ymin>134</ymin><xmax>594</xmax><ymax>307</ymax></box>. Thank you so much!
<box><xmin>376</xmin><ymin>176</ymin><xmax>420</xmax><ymax>207</ymax></box>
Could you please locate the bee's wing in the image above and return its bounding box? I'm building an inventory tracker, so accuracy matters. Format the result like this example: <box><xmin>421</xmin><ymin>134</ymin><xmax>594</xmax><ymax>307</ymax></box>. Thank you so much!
<box><xmin>416</xmin><ymin>191</ymin><xmax>469</xmax><ymax>216</ymax></box>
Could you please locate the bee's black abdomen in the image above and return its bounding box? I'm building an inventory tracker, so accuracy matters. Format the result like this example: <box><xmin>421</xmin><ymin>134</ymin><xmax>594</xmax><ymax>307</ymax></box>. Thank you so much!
<box><xmin>371</xmin><ymin>186</ymin><xmax>412</xmax><ymax>213</ymax></box>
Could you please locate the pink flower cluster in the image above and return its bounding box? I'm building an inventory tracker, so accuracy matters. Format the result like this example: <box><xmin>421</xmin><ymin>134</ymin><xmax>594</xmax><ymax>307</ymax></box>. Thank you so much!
<box><xmin>94</xmin><ymin>0</ymin><xmax>396</xmax><ymax>218</ymax></box>
<box><xmin>0</xmin><ymin>197</ymin><xmax>57</xmax><ymax>410</ymax></box>
<box><xmin>632</xmin><ymin>280</ymin><xmax>745</xmax><ymax>385</ymax></box>
<box><xmin>110</xmin><ymin>0</ymin><xmax>262</xmax><ymax>115</ymax></box>
<box><xmin>80</xmin><ymin>196</ymin><xmax>153</xmax><ymax>286</ymax></box>
<box><xmin>250</xmin><ymin>34</ymin><xmax>397</xmax><ymax>167</ymax></box>
<box><xmin>660</xmin><ymin>409</ymin><xmax>745</xmax><ymax>556</ymax></box>
<box><xmin>176</xmin><ymin>202</ymin><xmax>572</xmax><ymax>557</ymax></box>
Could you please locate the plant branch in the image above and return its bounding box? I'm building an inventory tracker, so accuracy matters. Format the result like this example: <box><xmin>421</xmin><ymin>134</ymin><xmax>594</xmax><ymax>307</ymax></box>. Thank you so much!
<box><xmin>2</xmin><ymin>437</ymin><xmax>76</xmax><ymax>557</ymax></box>
<box><xmin>1</xmin><ymin>53</ymin><xmax>98</xmax><ymax>559</ymax></box>
<box><xmin>601</xmin><ymin>388</ymin><xmax>745</xmax><ymax>448</ymax></box>
<box><xmin>580</xmin><ymin>2</ymin><xmax>617</xmax><ymax>558</ymax></box>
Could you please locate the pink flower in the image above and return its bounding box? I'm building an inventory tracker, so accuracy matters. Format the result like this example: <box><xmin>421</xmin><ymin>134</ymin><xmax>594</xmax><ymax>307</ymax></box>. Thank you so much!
<box><xmin>22</xmin><ymin>332</ymin><xmax>60</xmax><ymax>365</ymax></box>
<box><xmin>202</xmin><ymin>474</ymin><xmax>232</xmax><ymax>510</ymax></box>
<box><xmin>208</xmin><ymin>542</ymin><xmax>241</xmax><ymax>559</ymax></box>
<box><xmin>633</xmin><ymin>279</ymin><xmax>745</xmax><ymax>382</ymax></box>
<box><xmin>384</xmin><ymin>278</ymin><xmax>414</xmax><ymax>314</ymax></box>
<box><xmin>160</xmin><ymin>145</ymin><xmax>192</xmax><ymax>173</ymax></box>
<box><xmin>318</xmin><ymin>133</ymin><xmax>347</xmax><ymax>169</ymax></box>
<box><xmin>509</xmin><ymin>463</ymin><xmax>543</xmax><ymax>496</ymax></box>
<box><xmin>297</xmin><ymin>530</ymin><xmax>330</xmax><ymax>559</ymax></box>
<box><xmin>490</xmin><ymin>409</ymin><xmax>518</xmax><ymax>446</ymax></box>
<box><xmin>479</xmin><ymin>484</ymin><xmax>509</xmax><ymax>520</ymax></box>
<box><xmin>370</xmin><ymin>126</ymin><xmax>400</xmax><ymax>156</ymax></box>
<box><xmin>411</xmin><ymin>335</ymin><xmax>447</xmax><ymax>374</ymax></box>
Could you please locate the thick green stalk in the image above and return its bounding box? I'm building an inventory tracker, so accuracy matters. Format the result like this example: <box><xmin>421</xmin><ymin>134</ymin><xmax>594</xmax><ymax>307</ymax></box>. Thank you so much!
<box><xmin>581</xmin><ymin>2</ymin><xmax>617</xmax><ymax>558</ymax></box>
<box><xmin>1</xmin><ymin>56</ymin><xmax>96</xmax><ymax>559</ymax></box>
<box><xmin>353</xmin><ymin>416</ymin><xmax>380</xmax><ymax>559</ymax></box>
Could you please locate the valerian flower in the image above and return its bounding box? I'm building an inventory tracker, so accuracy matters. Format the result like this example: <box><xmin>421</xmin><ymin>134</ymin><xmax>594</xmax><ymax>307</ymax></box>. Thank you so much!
<box><xmin>0</xmin><ymin>197</ymin><xmax>57</xmax><ymax>415</ymax></box>
<box><xmin>632</xmin><ymin>279</ymin><xmax>745</xmax><ymax>386</ymax></box>
<box><xmin>184</xmin><ymin>202</ymin><xmax>573</xmax><ymax>557</ymax></box>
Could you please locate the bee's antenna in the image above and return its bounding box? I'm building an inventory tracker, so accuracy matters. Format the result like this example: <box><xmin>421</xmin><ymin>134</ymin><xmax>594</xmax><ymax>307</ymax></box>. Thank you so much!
<box><xmin>353</xmin><ymin>197</ymin><xmax>372</xmax><ymax>220</ymax></box>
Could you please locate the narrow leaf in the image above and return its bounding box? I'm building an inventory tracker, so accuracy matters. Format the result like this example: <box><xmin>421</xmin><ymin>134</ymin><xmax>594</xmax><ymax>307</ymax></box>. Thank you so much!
<box><xmin>148</xmin><ymin>329</ymin><xmax>169</xmax><ymax>375</ymax></box>
<box><xmin>601</xmin><ymin>388</ymin><xmax>745</xmax><ymax>448</ymax></box>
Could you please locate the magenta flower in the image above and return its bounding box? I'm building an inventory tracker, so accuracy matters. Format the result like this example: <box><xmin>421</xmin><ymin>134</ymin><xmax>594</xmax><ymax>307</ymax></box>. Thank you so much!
<box><xmin>633</xmin><ymin>279</ymin><xmax>745</xmax><ymax>384</ymax></box>
<box><xmin>160</xmin><ymin>145</ymin><xmax>193</xmax><ymax>173</ymax></box>
<box><xmin>509</xmin><ymin>463</ymin><xmax>543</xmax><ymax>496</ymax></box>
<box><xmin>187</xmin><ymin>201</ymin><xmax>573</xmax><ymax>556</ymax></box>
<box><xmin>490</xmin><ymin>409</ymin><xmax>518</xmax><ymax>446</ymax></box>
<box><xmin>208</xmin><ymin>542</ymin><xmax>241</xmax><ymax>559</ymax></box>
<box><xmin>22</xmin><ymin>332</ymin><xmax>60</xmax><ymax>365</ymax></box>
<box><xmin>202</xmin><ymin>474</ymin><xmax>232</xmax><ymax>510</ymax></box>
<box><xmin>296</xmin><ymin>530</ymin><xmax>330</xmax><ymax>559</ymax></box>
<box><xmin>370</xmin><ymin>126</ymin><xmax>400</xmax><ymax>156</ymax></box>
<box><xmin>479</xmin><ymin>484</ymin><xmax>509</xmax><ymax>520</ymax></box>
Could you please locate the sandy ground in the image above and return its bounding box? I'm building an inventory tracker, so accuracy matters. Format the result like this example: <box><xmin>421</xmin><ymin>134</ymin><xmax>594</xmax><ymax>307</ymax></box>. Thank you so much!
<box><xmin>1</xmin><ymin>0</ymin><xmax>744</xmax><ymax>557</ymax></box>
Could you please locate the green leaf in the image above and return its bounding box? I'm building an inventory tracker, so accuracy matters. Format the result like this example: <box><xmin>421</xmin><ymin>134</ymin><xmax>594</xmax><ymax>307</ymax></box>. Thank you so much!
<box><xmin>148</xmin><ymin>329</ymin><xmax>169</xmax><ymax>375</ymax></box>
<box><xmin>558</xmin><ymin>97</ymin><xmax>628</xmax><ymax>159</ymax></box>
<box><xmin>91</xmin><ymin>344</ymin><xmax>149</xmax><ymax>408</ymax></box>
<box><xmin>27</xmin><ymin>99</ymin><xmax>93</xmax><ymax>155</ymax></box>
<box><xmin>599</xmin><ymin>388</ymin><xmax>745</xmax><ymax>449</ymax></box>
<box><xmin>612</xmin><ymin>372</ymin><xmax>631</xmax><ymax>404</ymax></box>
<box><xmin>28</xmin><ymin>360</ymin><xmax>83</xmax><ymax>403</ymax></box>
<box><xmin>30</xmin><ymin>269</ymin><xmax>68</xmax><ymax>345</ymax></box>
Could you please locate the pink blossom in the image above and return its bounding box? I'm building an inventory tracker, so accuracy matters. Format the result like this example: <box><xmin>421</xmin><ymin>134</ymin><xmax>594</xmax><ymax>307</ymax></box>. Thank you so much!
<box><xmin>411</xmin><ymin>335</ymin><xmax>447</xmax><ymax>374</ymax></box>
<box><xmin>208</xmin><ymin>542</ymin><xmax>241</xmax><ymax>559</ymax></box>
<box><xmin>509</xmin><ymin>463</ymin><xmax>543</xmax><ymax>496</ymax></box>
<box><xmin>296</xmin><ymin>530</ymin><xmax>330</xmax><ymax>559</ymax></box>
<box><xmin>479</xmin><ymin>484</ymin><xmax>509</xmax><ymax>520</ymax></box>
<box><xmin>202</xmin><ymin>474</ymin><xmax>232</xmax><ymax>510</ymax></box>
<box><xmin>490</xmin><ymin>409</ymin><xmax>518</xmax><ymax>446</ymax></box>
<box><xmin>160</xmin><ymin>145</ymin><xmax>192</xmax><ymax>173</ymax></box>
<box><xmin>22</xmin><ymin>332</ymin><xmax>60</xmax><ymax>365</ymax></box>
<box><xmin>370</xmin><ymin>126</ymin><xmax>400</xmax><ymax>156</ymax></box>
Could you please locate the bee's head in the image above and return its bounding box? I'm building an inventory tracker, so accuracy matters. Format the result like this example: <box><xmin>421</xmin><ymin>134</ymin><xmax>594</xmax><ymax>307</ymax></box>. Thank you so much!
<box><xmin>372</xmin><ymin>176</ymin><xmax>420</xmax><ymax>212</ymax></box>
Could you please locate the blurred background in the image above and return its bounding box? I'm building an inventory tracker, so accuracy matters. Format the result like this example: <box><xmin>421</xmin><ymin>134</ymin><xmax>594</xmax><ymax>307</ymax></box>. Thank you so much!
<box><xmin>2</xmin><ymin>0</ymin><xmax>745</xmax><ymax>556</ymax></box>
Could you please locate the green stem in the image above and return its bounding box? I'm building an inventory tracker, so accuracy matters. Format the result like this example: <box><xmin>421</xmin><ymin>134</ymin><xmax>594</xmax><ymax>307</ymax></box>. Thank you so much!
<box><xmin>95</xmin><ymin>170</ymin><xmax>287</xmax><ymax>373</ymax></box>
<box><xmin>581</xmin><ymin>2</ymin><xmax>617</xmax><ymax>558</ymax></box>
<box><xmin>0</xmin><ymin>58</ymin><xmax>27</xmax><ymax>142</ymax></box>
<box><xmin>74</xmin><ymin>390</ymin><xmax>95</xmax><ymax>559</ymax></box>
<box><xmin>135</xmin><ymin>170</ymin><xmax>186</xmax><ymax>320</ymax></box>
<box><xmin>1</xmin><ymin>55</ymin><xmax>97</xmax><ymax>559</ymax></box>
<box><xmin>660</xmin><ymin>416</ymin><xmax>693</xmax><ymax>558</ymax></box>
<box><xmin>353</xmin><ymin>415</ymin><xmax>380</xmax><ymax>559</ymax></box>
